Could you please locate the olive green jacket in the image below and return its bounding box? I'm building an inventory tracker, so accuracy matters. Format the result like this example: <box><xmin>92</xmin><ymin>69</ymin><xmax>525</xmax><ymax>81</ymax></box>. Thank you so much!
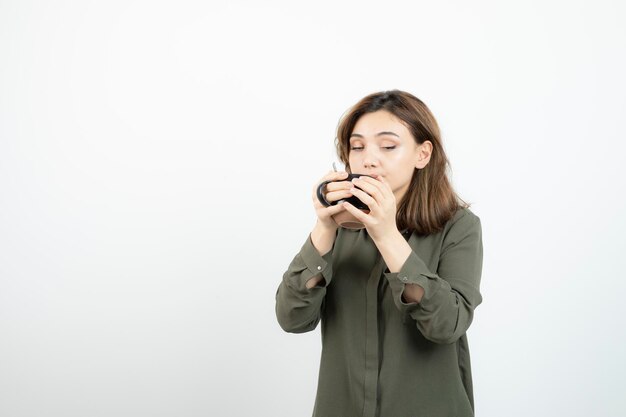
<box><xmin>275</xmin><ymin>207</ymin><xmax>483</xmax><ymax>417</ymax></box>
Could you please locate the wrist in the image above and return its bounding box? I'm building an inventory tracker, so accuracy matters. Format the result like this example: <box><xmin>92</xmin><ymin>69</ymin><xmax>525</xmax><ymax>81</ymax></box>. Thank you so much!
<box><xmin>311</xmin><ymin>221</ymin><xmax>338</xmax><ymax>256</ymax></box>
<box><xmin>315</xmin><ymin>220</ymin><xmax>338</xmax><ymax>234</ymax></box>
<box><xmin>376</xmin><ymin>229</ymin><xmax>412</xmax><ymax>274</ymax></box>
<box><xmin>375</xmin><ymin>229</ymin><xmax>404</xmax><ymax>251</ymax></box>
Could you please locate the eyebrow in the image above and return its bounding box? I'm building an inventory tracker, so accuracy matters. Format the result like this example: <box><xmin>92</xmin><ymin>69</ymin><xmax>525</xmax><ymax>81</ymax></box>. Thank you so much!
<box><xmin>349</xmin><ymin>131</ymin><xmax>400</xmax><ymax>140</ymax></box>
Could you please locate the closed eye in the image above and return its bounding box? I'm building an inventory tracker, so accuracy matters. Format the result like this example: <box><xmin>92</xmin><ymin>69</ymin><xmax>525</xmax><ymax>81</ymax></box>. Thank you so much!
<box><xmin>350</xmin><ymin>146</ymin><xmax>396</xmax><ymax>151</ymax></box>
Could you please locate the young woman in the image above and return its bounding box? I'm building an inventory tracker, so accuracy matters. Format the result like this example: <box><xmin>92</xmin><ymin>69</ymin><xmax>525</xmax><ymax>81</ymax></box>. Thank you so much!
<box><xmin>275</xmin><ymin>90</ymin><xmax>484</xmax><ymax>417</ymax></box>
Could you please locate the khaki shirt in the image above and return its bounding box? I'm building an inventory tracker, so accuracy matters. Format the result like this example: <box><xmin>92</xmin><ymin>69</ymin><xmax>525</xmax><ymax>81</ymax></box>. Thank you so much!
<box><xmin>275</xmin><ymin>207</ymin><xmax>483</xmax><ymax>417</ymax></box>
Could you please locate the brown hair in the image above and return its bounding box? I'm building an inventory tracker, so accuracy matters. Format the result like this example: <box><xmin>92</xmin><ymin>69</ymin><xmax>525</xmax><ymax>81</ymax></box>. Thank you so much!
<box><xmin>334</xmin><ymin>89</ymin><xmax>471</xmax><ymax>236</ymax></box>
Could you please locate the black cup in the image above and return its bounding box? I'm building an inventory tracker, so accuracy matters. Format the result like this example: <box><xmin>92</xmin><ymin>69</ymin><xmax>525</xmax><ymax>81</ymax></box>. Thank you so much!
<box><xmin>316</xmin><ymin>173</ymin><xmax>374</xmax><ymax>210</ymax></box>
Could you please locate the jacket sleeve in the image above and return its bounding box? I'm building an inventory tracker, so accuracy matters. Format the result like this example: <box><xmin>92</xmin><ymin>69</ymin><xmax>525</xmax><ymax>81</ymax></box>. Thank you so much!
<box><xmin>383</xmin><ymin>213</ymin><xmax>483</xmax><ymax>344</ymax></box>
<box><xmin>275</xmin><ymin>231</ymin><xmax>336</xmax><ymax>334</ymax></box>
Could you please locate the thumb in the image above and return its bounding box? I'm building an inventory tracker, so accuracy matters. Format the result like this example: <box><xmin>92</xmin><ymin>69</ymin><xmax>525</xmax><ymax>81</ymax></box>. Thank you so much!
<box><xmin>326</xmin><ymin>202</ymin><xmax>346</xmax><ymax>214</ymax></box>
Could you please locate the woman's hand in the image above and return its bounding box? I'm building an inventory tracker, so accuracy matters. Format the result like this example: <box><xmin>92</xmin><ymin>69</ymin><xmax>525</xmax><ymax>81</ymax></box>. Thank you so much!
<box><xmin>342</xmin><ymin>175</ymin><xmax>399</xmax><ymax>242</ymax></box>
<box><xmin>311</xmin><ymin>170</ymin><xmax>353</xmax><ymax>230</ymax></box>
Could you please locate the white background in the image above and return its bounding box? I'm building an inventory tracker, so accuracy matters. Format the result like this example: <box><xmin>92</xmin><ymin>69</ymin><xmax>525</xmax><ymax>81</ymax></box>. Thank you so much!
<box><xmin>1</xmin><ymin>1</ymin><xmax>625</xmax><ymax>416</ymax></box>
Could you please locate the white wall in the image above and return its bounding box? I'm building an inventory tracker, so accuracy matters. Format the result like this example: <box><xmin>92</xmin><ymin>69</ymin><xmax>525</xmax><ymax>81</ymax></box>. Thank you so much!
<box><xmin>1</xmin><ymin>1</ymin><xmax>625</xmax><ymax>416</ymax></box>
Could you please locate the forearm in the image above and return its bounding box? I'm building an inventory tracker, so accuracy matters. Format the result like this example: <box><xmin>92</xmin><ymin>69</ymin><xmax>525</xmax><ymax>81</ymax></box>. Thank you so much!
<box><xmin>306</xmin><ymin>222</ymin><xmax>338</xmax><ymax>289</ymax></box>
<box><xmin>376</xmin><ymin>230</ymin><xmax>425</xmax><ymax>303</ymax></box>
<box><xmin>276</xmin><ymin>231</ymin><xmax>334</xmax><ymax>333</ymax></box>
<box><xmin>310</xmin><ymin>221</ymin><xmax>338</xmax><ymax>256</ymax></box>
<box><xmin>380</xmin><ymin>215</ymin><xmax>484</xmax><ymax>344</ymax></box>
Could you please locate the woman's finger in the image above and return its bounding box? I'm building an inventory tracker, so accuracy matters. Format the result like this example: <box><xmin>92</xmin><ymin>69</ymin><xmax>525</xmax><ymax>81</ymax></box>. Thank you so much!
<box><xmin>325</xmin><ymin>188</ymin><xmax>353</xmax><ymax>204</ymax></box>
<box><xmin>359</xmin><ymin>175</ymin><xmax>395</xmax><ymax>204</ymax></box>
<box><xmin>373</xmin><ymin>175</ymin><xmax>394</xmax><ymax>200</ymax></box>
<box><xmin>342</xmin><ymin>201</ymin><xmax>368</xmax><ymax>222</ymax></box>
<box><xmin>326</xmin><ymin>202</ymin><xmax>346</xmax><ymax>214</ymax></box>
<box><xmin>348</xmin><ymin>187</ymin><xmax>376</xmax><ymax>209</ymax></box>
<box><xmin>320</xmin><ymin>170</ymin><xmax>349</xmax><ymax>183</ymax></box>
<box><xmin>349</xmin><ymin>178</ymin><xmax>382</xmax><ymax>205</ymax></box>
<box><xmin>314</xmin><ymin>171</ymin><xmax>349</xmax><ymax>195</ymax></box>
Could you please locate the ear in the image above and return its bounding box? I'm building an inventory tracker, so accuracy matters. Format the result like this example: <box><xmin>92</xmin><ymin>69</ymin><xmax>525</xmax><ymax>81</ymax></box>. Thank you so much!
<box><xmin>414</xmin><ymin>141</ymin><xmax>433</xmax><ymax>169</ymax></box>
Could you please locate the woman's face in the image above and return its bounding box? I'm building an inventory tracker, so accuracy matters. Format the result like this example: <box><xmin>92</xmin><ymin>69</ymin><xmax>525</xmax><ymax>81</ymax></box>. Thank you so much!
<box><xmin>348</xmin><ymin>110</ymin><xmax>431</xmax><ymax>203</ymax></box>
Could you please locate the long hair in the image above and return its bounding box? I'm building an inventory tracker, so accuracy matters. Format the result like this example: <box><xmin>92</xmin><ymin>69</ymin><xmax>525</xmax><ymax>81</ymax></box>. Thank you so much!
<box><xmin>334</xmin><ymin>89</ymin><xmax>471</xmax><ymax>236</ymax></box>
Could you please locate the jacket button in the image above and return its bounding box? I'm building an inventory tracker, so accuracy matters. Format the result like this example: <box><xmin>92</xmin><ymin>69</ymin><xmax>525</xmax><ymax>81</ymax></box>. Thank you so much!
<box><xmin>317</xmin><ymin>266</ymin><xmax>322</xmax><ymax>270</ymax></box>
<box><xmin>401</xmin><ymin>276</ymin><xmax>408</xmax><ymax>282</ymax></box>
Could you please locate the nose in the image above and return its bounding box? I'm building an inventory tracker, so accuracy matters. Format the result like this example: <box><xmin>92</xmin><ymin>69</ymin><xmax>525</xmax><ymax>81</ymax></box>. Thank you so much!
<box><xmin>362</xmin><ymin>147</ymin><xmax>379</xmax><ymax>169</ymax></box>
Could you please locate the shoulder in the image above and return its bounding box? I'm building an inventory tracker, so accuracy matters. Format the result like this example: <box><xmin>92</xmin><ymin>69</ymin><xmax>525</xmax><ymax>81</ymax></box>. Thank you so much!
<box><xmin>451</xmin><ymin>206</ymin><xmax>480</xmax><ymax>226</ymax></box>
<box><xmin>443</xmin><ymin>207</ymin><xmax>482</xmax><ymax>241</ymax></box>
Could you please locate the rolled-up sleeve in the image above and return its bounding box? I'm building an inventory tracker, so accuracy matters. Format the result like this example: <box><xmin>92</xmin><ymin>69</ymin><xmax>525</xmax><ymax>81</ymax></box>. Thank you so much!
<box><xmin>384</xmin><ymin>214</ymin><xmax>483</xmax><ymax>344</ymax></box>
<box><xmin>275</xmin><ymin>232</ymin><xmax>335</xmax><ymax>333</ymax></box>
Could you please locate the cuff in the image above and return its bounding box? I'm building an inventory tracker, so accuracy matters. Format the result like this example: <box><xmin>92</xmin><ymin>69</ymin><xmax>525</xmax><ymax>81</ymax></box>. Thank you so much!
<box><xmin>295</xmin><ymin>233</ymin><xmax>334</xmax><ymax>290</ymax></box>
<box><xmin>383</xmin><ymin>250</ymin><xmax>440</xmax><ymax>315</ymax></box>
